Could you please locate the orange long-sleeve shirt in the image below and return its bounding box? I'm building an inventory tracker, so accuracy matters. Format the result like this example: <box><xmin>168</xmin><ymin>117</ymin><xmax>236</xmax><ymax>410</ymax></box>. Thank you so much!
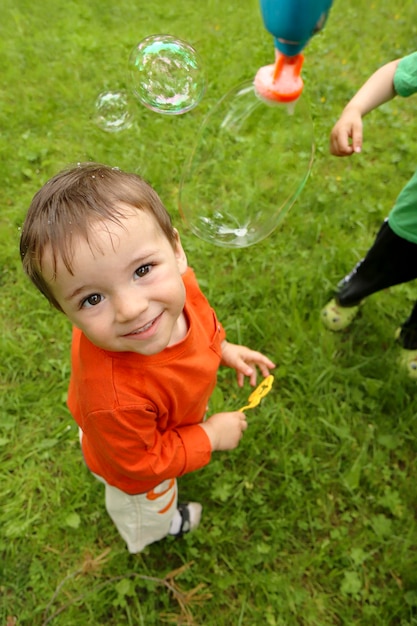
<box><xmin>67</xmin><ymin>268</ymin><xmax>226</xmax><ymax>495</ymax></box>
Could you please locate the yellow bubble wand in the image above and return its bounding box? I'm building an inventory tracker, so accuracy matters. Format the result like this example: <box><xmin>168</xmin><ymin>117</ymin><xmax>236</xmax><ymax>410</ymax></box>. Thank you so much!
<box><xmin>239</xmin><ymin>375</ymin><xmax>274</xmax><ymax>412</ymax></box>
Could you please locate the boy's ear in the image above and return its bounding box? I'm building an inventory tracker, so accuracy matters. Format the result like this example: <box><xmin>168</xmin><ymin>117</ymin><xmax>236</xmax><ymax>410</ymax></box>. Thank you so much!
<box><xmin>173</xmin><ymin>229</ymin><xmax>188</xmax><ymax>274</ymax></box>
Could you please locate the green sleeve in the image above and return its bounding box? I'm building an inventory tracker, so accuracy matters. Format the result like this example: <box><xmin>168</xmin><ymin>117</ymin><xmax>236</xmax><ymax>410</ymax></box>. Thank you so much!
<box><xmin>394</xmin><ymin>51</ymin><xmax>417</xmax><ymax>97</ymax></box>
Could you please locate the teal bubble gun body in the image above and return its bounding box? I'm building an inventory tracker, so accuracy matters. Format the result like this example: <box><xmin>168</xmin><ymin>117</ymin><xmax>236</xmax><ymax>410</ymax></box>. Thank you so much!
<box><xmin>255</xmin><ymin>0</ymin><xmax>334</xmax><ymax>103</ymax></box>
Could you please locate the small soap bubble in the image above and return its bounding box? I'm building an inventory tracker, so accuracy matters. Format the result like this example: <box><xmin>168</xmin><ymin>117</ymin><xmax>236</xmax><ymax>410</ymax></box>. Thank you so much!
<box><xmin>179</xmin><ymin>80</ymin><xmax>314</xmax><ymax>248</ymax></box>
<box><xmin>129</xmin><ymin>34</ymin><xmax>205</xmax><ymax>115</ymax></box>
<box><xmin>94</xmin><ymin>90</ymin><xmax>133</xmax><ymax>133</ymax></box>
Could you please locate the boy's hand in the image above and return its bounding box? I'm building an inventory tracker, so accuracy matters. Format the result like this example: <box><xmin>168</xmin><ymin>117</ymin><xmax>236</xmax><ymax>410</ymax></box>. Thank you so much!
<box><xmin>200</xmin><ymin>411</ymin><xmax>248</xmax><ymax>451</ymax></box>
<box><xmin>330</xmin><ymin>106</ymin><xmax>363</xmax><ymax>156</ymax></box>
<box><xmin>220</xmin><ymin>340</ymin><xmax>275</xmax><ymax>387</ymax></box>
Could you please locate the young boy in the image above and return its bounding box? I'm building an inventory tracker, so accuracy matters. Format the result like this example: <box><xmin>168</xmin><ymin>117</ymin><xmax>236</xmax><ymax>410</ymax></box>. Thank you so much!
<box><xmin>320</xmin><ymin>51</ymin><xmax>417</xmax><ymax>378</ymax></box>
<box><xmin>20</xmin><ymin>162</ymin><xmax>275</xmax><ymax>553</ymax></box>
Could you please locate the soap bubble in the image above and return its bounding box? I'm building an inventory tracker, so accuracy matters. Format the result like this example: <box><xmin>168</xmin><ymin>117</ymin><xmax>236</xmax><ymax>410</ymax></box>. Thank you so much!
<box><xmin>129</xmin><ymin>34</ymin><xmax>205</xmax><ymax>115</ymax></box>
<box><xmin>94</xmin><ymin>90</ymin><xmax>133</xmax><ymax>133</ymax></box>
<box><xmin>179</xmin><ymin>80</ymin><xmax>314</xmax><ymax>248</ymax></box>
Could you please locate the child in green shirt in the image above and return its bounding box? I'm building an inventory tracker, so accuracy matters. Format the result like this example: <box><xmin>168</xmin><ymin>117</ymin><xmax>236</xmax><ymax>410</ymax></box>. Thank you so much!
<box><xmin>321</xmin><ymin>51</ymin><xmax>417</xmax><ymax>378</ymax></box>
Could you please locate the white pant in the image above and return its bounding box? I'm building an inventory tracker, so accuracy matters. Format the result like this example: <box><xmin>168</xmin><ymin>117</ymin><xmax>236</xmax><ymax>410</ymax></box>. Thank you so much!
<box><xmin>79</xmin><ymin>430</ymin><xmax>177</xmax><ymax>553</ymax></box>
<box><xmin>103</xmin><ymin>476</ymin><xmax>178</xmax><ymax>553</ymax></box>
<box><xmin>94</xmin><ymin>473</ymin><xmax>178</xmax><ymax>553</ymax></box>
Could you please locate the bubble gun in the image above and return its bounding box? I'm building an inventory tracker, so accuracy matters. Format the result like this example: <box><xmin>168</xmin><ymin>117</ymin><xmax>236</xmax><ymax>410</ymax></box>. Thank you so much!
<box><xmin>255</xmin><ymin>0</ymin><xmax>334</xmax><ymax>103</ymax></box>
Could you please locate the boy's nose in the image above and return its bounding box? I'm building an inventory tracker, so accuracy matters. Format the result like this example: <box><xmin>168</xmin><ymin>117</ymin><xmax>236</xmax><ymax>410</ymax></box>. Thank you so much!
<box><xmin>114</xmin><ymin>292</ymin><xmax>147</xmax><ymax>323</ymax></box>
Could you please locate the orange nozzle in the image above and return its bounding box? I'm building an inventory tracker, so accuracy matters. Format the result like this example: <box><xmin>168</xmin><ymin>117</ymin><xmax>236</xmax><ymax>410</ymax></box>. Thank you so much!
<box><xmin>254</xmin><ymin>51</ymin><xmax>304</xmax><ymax>103</ymax></box>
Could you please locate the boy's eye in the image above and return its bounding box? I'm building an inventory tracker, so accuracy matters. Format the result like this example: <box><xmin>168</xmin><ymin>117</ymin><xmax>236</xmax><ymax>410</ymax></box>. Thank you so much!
<box><xmin>135</xmin><ymin>264</ymin><xmax>152</xmax><ymax>278</ymax></box>
<box><xmin>82</xmin><ymin>293</ymin><xmax>103</xmax><ymax>308</ymax></box>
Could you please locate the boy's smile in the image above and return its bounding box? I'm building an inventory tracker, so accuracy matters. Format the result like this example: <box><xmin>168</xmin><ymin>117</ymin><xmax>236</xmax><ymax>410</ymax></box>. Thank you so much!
<box><xmin>43</xmin><ymin>206</ymin><xmax>188</xmax><ymax>355</ymax></box>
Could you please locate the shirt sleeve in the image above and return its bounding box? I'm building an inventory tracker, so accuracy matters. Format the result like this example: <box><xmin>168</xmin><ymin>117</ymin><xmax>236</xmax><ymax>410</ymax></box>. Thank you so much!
<box><xmin>394</xmin><ymin>51</ymin><xmax>417</xmax><ymax>97</ymax></box>
<box><xmin>82</xmin><ymin>404</ymin><xmax>212</xmax><ymax>489</ymax></box>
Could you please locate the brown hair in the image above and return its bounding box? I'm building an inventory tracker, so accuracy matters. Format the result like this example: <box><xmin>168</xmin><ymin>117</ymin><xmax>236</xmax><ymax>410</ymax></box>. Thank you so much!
<box><xmin>20</xmin><ymin>162</ymin><xmax>177</xmax><ymax>311</ymax></box>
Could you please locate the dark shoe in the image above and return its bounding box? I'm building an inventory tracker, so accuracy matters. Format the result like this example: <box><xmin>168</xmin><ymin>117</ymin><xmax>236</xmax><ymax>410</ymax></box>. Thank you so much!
<box><xmin>172</xmin><ymin>502</ymin><xmax>202</xmax><ymax>537</ymax></box>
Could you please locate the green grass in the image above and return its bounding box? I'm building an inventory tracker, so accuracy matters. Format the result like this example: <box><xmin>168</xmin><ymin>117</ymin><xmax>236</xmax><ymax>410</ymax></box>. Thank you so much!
<box><xmin>2</xmin><ymin>0</ymin><xmax>417</xmax><ymax>624</ymax></box>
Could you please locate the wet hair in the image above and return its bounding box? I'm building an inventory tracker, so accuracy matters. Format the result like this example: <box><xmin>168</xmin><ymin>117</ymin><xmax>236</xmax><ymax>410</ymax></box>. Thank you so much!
<box><xmin>20</xmin><ymin>162</ymin><xmax>177</xmax><ymax>311</ymax></box>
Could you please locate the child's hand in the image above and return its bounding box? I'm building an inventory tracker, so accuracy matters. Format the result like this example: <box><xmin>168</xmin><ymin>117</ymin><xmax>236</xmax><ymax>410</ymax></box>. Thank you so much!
<box><xmin>200</xmin><ymin>411</ymin><xmax>248</xmax><ymax>451</ymax></box>
<box><xmin>220</xmin><ymin>340</ymin><xmax>275</xmax><ymax>387</ymax></box>
<box><xmin>330</xmin><ymin>106</ymin><xmax>363</xmax><ymax>156</ymax></box>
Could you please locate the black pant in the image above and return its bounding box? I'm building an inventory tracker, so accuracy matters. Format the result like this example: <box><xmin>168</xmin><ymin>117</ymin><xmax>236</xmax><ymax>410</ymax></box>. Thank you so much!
<box><xmin>336</xmin><ymin>220</ymin><xmax>417</xmax><ymax>339</ymax></box>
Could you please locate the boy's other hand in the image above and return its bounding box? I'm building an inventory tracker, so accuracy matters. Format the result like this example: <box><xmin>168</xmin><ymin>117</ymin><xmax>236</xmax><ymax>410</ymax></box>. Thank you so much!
<box><xmin>220</xmin><ymin>340</ymin><xmax>275</xmax><ymax>387</ymax></box>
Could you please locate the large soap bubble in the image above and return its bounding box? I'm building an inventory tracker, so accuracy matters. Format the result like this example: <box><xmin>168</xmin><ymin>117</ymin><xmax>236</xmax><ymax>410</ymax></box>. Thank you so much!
<box><xmin>129</xmin><ymin>34</ymin><xmax>206</xmax><ymax>115</ymax></box>
<box><xmin>94</xmin><ymin>90</ymin><xmax>133</xmax><ymax>133</ymax></box>
<box><xmin>179</xmin><ymin>80</ymin><xmax>314</xmax><ymax>248</ymax></box>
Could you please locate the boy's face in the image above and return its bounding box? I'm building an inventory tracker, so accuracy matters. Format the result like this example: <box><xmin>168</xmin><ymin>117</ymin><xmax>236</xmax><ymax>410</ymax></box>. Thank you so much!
<box><xmin>43</xmin><ymin>206</ymin><xmax>188</xmax><ymax>355</ymax></box>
